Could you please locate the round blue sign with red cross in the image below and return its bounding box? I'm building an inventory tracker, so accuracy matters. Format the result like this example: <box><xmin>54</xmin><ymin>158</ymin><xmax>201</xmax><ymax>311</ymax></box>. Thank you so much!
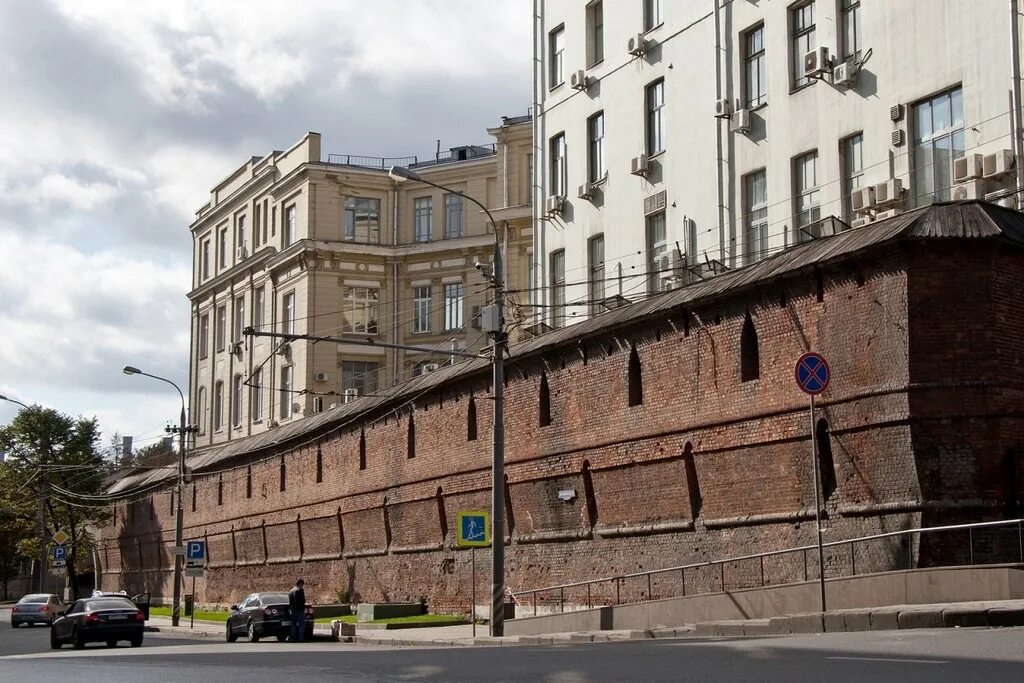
<box><xmin>795</xmin><ymin>352</ymin><xmax>830</xmax><ymax>395</ymax></box>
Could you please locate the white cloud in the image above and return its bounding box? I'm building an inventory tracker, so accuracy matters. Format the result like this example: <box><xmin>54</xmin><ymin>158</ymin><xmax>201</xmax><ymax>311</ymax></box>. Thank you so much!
<box><xmin>10</xmin><ymin>172</ymin><xmax>121</xmax><ymax>211</ymax></box>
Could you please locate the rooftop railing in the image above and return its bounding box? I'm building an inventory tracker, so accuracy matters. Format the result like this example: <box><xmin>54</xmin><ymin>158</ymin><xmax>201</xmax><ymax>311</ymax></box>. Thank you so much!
<box><xmin>326</xmin><ymin>144</ymin><xmax>497</xmax><ymax>171</ymax></box>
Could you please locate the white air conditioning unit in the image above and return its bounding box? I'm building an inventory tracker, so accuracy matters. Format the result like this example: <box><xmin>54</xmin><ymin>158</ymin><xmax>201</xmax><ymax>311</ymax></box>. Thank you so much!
<box><xmin>832</xmin><ymin>58</ymin><xmax>858</xmax><ymax>88</ymax></box>
<box><xmin>545</xmin><ymin>194</ymin><xmax>564</xmax><ymax>215</ymax></box>
<box><xmin>421</xmin><ymin>363</ymin><xmax>440</xmax><ymax>374</ymax></box>
<box><xmin>277</xmin><ymin>342</ymin><xmax>291</xmax><ymax>358</ymax></box>
<box><xmin>714</xmin><ymin>98</ymin><xmax>732</xmax><ymax>119</ymax></box>
<box><xmin>803</xmin><ymin>46</ymin><xmax>830</xmax><ymax>79</ymax></box>
<box><xmin>570</xmin><ymin>69</ymin><xmax>589</xmax><ymax>90</ymax></box>
<box><xmin>630</xmin><ymin>154</ymin><xmax>649</xmax><ymax>176</ymax></box>
<box><xmin>231</xmin><ymin>341</ymin><xmax>244</xmax><ymax>356</ymax></box>
<box><xmin>985</xmin><ymin>189</ymin><xmax>1018</xmax><ymax>209</ymax></box>
<box><xmin>328</xmin><ymin>402</ymin><xmax>340</xmax><ymax>409</ymax></box>
<box><xmin>236</xmin><ymin>245</ymin><xmax>248</xmax><ymax>261</ymax></box>
<box><xmin>627</xmin><ymin>33</ymin><xmax>647</xmax><ymax>56</ymax></box>
<box><xmin>953</xmin><ymin>154</ymin><xmax>984</xmax><ymax>183</ymax></box>
<box><xmin>312</xmin><ymin>397</ymin><xmax>324</xmax><ymax>413</ymax></box>
<box><xmin>952</xmin><ymin>179</ymin><xmax>987</xmax><ymax>201</ymax></box>
<box><xmin>850</xmin><ymin>186</ymin><xmax>876</xmax><ymax>214</ymax></box>
<box><xmin>343</xmin><ymin>388</ymin><xmax>359</xmax><ymax>403</ymax></box>
<box><xmin>873</xmin><ymin>178</ymin><xmax>904</xmax><ymax>207</ymax></box>
<box><xmin>874</xmin><ymin>208</ymin><xmax>902</xmax><ymax>221</ymax></box>
<box><xmin>983</xmin><ymin>150</ymin><xmax>1015</xmax><ymax>179</ymax></box>
<box><xmin>730</xmin><ymin>108</ymin><xmax>751</xmax><ymax>134</ymax></box>
<box><xmin>314</xmin><ymin>372</ymin><xmax>328</xmax><ymax>383</ymax></box>
<box><xmin>291</xmin><ymin>402</ymin><xmax>302</xmax><ymax>414</ymax></box>
<box><xmin>851</xmin><ymin>215</ymin><xmax>875</xmax><ymax>229</ymax></box>
<box><xmin>577</xmin><ymin>182</ymin><xmax>595</xmax><ymax>200</ymax></box>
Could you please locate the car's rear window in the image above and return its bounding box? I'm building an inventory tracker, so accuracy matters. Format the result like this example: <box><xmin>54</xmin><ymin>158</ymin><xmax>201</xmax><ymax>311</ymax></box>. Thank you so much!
<box><xmin>17</xmin><ymin>594</ymin><xmax>49</xmax><ymax>604</ymax></box>
<box><xmin>86</xmin><ymin>599</ymin><xmax>136</xmax><ymax>611</ymax></box>
<box><xmin>260</xmin><ymin>593</ymin><xmax>290</xmax><ymax>605</ymax></box>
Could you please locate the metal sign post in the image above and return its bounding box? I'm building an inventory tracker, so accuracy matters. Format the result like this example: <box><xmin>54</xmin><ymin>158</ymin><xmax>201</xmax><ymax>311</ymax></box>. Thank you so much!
<box><xmin>184</xmin><ymin>540</ymin><xmax>206</xmax><ymax>629</ymax></box>
<box><xmin>191</xmin><ymin>575</ymin><xmax>195</xmax><ymax>629</ymax></box>
<box><xmin>456</xmin><ymin>511</ymin><xmax>490</xmax><ymax>637</ymax></box>
<box><xmin>471</xmin><ymin>547</ymin><xmax>476</xmax><ymax>637</ymax></box>
<box><xmin>795</xmin><ymin>352</ymin><xmax>831</xmax><ymax>614</ymax></box>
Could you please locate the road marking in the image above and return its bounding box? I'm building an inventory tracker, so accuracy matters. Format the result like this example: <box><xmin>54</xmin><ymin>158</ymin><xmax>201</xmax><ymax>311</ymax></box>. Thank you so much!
<box><xmin>827</xmin><ymin>656</ymin><xmax>948</xmax><ymax>665</ymax></box>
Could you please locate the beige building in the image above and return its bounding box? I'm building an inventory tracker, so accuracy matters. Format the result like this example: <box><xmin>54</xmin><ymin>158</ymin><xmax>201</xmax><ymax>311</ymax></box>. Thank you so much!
<box><xmin>188</xmin><ymin>116</ymin><xmax>533</xmax><ymax>451</ymax></box>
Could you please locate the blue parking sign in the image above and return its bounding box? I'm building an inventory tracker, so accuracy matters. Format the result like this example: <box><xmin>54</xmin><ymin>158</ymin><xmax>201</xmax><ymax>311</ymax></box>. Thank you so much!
<box><xmin>53</xmin><ymin>546</ymin><xmax>67</xmax><ymax>562</ymax></box>
<box><xmin>186</xmin><ymin>540</ymin><xmax>206</xmax><ymax>567</ymax></box>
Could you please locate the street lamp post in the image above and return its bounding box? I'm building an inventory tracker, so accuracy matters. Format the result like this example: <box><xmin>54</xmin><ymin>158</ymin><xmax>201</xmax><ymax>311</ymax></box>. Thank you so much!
<box><xmin>122</xmin><ymin>366</ymin><xmax>189</xmax><ymax>627</ymax></box>
<box><xmin>0</xmin><ymin>394</ymin><xmax>47</xmax><ymax>593</ymax></box>
<box><xmin>388</xmin><ymin>165</ymin><xmax>508</xmax><ymax>636</ymax></box>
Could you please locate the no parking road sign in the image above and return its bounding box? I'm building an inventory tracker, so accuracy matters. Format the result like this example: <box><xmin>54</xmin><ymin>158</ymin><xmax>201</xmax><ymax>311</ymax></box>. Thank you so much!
<box><xmin>795</xmin><ymin>352</ymin><xmax>830</xmax><ymax>395</ymax></box>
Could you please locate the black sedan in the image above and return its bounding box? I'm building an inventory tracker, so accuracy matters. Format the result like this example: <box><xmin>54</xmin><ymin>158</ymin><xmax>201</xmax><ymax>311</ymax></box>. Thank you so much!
<box><xmin>226</xmin><ymin>592</ymin><xmax>313</xmax><ymax>643</ymax></box>
<box><xmin>11</xmin><ymin>594</ymin><xmax>64</xmax><ymax>627</ymax></box>
<box><xmin>50</xmin><ymin>596</ymin><xmax>145</xmax><ymax>649</ymax></box>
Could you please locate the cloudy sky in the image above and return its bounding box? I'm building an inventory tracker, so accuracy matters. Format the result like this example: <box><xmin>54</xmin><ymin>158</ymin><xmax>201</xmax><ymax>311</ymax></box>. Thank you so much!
<box><xmin>0</xmin><ymin>0</ymin><xmax>530</xmax><ymax>453</ymax></box>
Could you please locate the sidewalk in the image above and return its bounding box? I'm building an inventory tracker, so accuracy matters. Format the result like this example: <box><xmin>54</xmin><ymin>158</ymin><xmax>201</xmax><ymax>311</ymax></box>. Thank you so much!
<box><xmin>143</xmin><ymin>599</ymin><xmax>1024</xmax><ymax>648</ymax></box>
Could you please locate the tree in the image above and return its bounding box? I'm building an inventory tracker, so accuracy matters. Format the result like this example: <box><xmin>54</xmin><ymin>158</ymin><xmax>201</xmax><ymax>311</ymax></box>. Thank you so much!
<box><xmin>0</xmin><ymin>406</ymin><xmax>112</xmax><ymax>600</ymax></box>
<box><xmin>133</xmin><ymin>439</ymin><xmax>176</xmax><ymax>468</ymax></box>
<box><xmin>0</xmin><ymin>464</ymin><xmax>35</xmax><ymax>599</ymax></box>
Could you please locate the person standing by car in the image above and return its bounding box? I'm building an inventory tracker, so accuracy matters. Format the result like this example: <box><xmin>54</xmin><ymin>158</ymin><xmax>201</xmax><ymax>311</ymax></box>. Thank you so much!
<box><xmin>288</xmin><ymin>579</ymin><xmax>306</xmax><ymax>642</ymax></box>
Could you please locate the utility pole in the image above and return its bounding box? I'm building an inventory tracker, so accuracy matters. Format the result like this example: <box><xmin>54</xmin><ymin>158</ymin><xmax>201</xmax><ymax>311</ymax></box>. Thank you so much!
<box><xmin>489</xmin><ymin>234</ymin><xmax>506</xmax><ymax>637</ymax></box>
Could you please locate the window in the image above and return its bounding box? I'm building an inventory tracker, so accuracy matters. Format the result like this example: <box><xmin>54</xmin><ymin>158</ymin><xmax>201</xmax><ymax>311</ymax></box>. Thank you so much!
<box><xmin>549</xmin><ymin>133</ymin><xmax>567</xmax><ymax>197</ymax></box>
<box><xmin>816</xmin><ymin>418</ymin><xmax>837</xmax><ymax>498</ymax></box>
<box><xmin>253</xmin><ymin>286</ymin><xmax>265</xmax><ymax>329</ymax></box>
<box><xmin>201</xmin><ymin>239</ymin><xmax>211</xmax><ymax>280</ymax></box>
<box><xmin>467</xmin><ymin>396</ymin><xmax>478</xmax><ymax>441</ymax></box>
<box><xmin>342</xmin><ymin>360</ymin><xmax>379</xmax><ymax>395</ymax></box>
<box><xmin>646</xmin><ymin>79</ymin><xmax>665</xmax><ymax>156</ymax></box>
<box><xmin>414</xmin><ymin>197</ymin><xmax>432</xmax><ymax>242</ymax></box>
<box><xmin>840</xmin><ymin>133</ymin><xmax>865</xmax><ymax>223</ymax></box>
<box><xmin>253</xmin><ymin>204</ymin><xmax>261</xmax><ymax>248</ymax></box>
<box><xmin>644</xmin><ymin>0</ymin><xmax>662</xmax><ymax>31</ymax></box>
<box><xmin>794</xmin><ymin>150</ymin><xmax>821</xmax><ymax>237</ymax></box>
<box><xmin>913</xmin><ymin>87</ymin><xmax>965</xmax><ymax>205</ymax></box>
<box><xmin>280</xmin><ymin>456</ymin><xmax>286</xmax><ymax>492</ymax></box>
<box><xmin>549</xmin><ymin>25</ymin><xmax>565</xmax><ymax>86</ymax></box>
<box><xmin>444</xmin><ymin>194</ymin><xmax>463</xmax><ymax>239</ymax></box>
<box><xmin>316</xmin><ymin>447</ymin><xmax>323</xmax><ymax>483</ymax></box>
<box><xmin>588</xmin><ymin>112</ymin><xmax>605</xmax><ymax>182</ymax></box>
<box><xmin>232</xmin><ymin>374</ymin><xmax>243</xmax><ymax>428</ymax></box>
<box><xmin>443</xmin><ymin>283</ymin><xmax>464</xmax><ymax>331</ymax></box>
<box><xmin>197</xmin><ymin>386</ymin><xmax>207</xmax><ymax>435</ymax></box>
<box><xmin>740</xmin><ymin>312</ymin><xmax>760</xmax><ymax>382</ymax></box>
<box><xmin>359</xmin><ymin>430</ymin><xmax>366</xmax><ymax>470</ymax></box>
<box><xmin>413</xmin><ymin>286</ymin><xmax>432</xmax><ymax>334</ymax></box>
<box><xmin>251</xmin><ymin>368</ymin><xmax>262</xmax><ymax>423</ymax></box>
<box><xmin>233</xmin><ymin>295</ymin><xmax>245</xmax><ymax>343</ymax></box>
<box><xmin>344</xmin><ymin>197</ymin><xmax>380</xmax><ymax>243</ymax></box>
<box><xmin>743</xmin><ymin>170</ymin><xmax>769</xmax><ymax>263</ymax></box>
<box><xmin>214</xmin><ymin>381</ymin><xmax>224</xmax><ymax>431</ymax></box>
<box><xmin>526</xmin><ymin>153</ymin><xmax>534</xmax><ymax>206</ymax></box>
<box><xmin>744</xmin><ymin>24</ymin><xmax>767</xmax><ymax>108</ymax></box>
<box><xmin>587</xmin><ymin>1</ymin><xmax>604</xmax><ymax>66</ymax></box>
<box><xmin>271</xmin><ymin>205</ymin><xmax>277</xmax><ymax>238</ymax></box>
<box><xmin>281</xmin><ymin>292</ymin><xmax>295</xmax><ymax>335</ymax></box>
<box><xmin>218</xmin><ymin>227</ymin><xmax>228</xmax><ymax>269</ymax></box>
<box><xmin>407</xmin><ymin>415</ymin><xmax>415</xmax><ymax>459</ymax></box>
<box><xmin>283</xmin><ymin>205</ymin><xmax>297</xmax><ymax>246</ymax></box>
<box><xmin>217</xmin><ymin>475</ymin><xmax>223</xmax><ymax>506</ymax></box>
<box><xmin>627</xmin><ymin>345</ymin><xmax>643</xmax><ymax>406</ymax></box>
<box><xmin>791</xmin><ymin>2</ymin><xmax>816</xmax><ymax>89</ymax></box>
<box><xmin>588</xmin><ymin>235</ymin><xmax>605</xmax><ymax>317</ymax></box>
<box><xmin>342</xmin><ymin>286</ymin><xmax>379</xmax><ymax>334</ymax></box>
<box><xmin>840</xmin><ymin>0</ymin><xmax>861</xmax><ymax>61</ymax></box>
<box><xmin>280</xmin><ymin>366</ymin><xmax>293</xmax><ymax>419</ymax></box>
<box><xmin>215</xmin><ymin>305</ymin><xmax>226</xmax><ymax>352</ymax></box>
<box><xmin>246</xmin><ymin>465</ymin><xmax>252</xmax><ymax>498</ymax></box>
<box><xmin>646</xmin><ymin>211</ymin><xmax>668</xmax><ymax>294</ymax></box>
<box><xmin>237</xmin><ymin>215</ymin><xmax>246</xmax><ymax>254</ymax></box>
<box><xmin>199</xmin><ymin>314</ymin><xmax>209</xmax><ymax>359</ymax></box>
<box><xmin>539</xmin><ymin>371</ymin><xmax>552</xmax><ymax>427</ymax></box>
<box><xmin>550</xmin><ymin>249</ymin><xmax>565</xmax><ymax>328</ymax></box>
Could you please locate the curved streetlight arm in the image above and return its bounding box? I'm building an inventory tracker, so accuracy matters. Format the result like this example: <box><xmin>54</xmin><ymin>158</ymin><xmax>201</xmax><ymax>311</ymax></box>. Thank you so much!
<box><xmin>122</xmin><ymin>368</ymin><xmax>185</xmax><ymax>418</ymax></box>
<box><xmin>0</xmin><ymin>395</ymin><xmax>30</xmax><ymax>410</ymax></box>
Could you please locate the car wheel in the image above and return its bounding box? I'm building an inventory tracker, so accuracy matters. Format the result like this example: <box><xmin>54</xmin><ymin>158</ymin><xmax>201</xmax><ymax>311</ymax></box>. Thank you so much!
<box><xmin>130</xmin><ymin>635</ymin><xmax>143</xmax><ymax>648</ymax></box>
<box><xmin>247</xmin><ymin>620</ymin><xmax>260</xmax><ymax>643</ymax></box>
<box><xmin>276</xmin><ymin>634</ymin><xmax>288</xmax><ymax>642</ymax></box>
<box><xmin>106</xmin><ymin>640</ymin><xmax>117</xmax><ymax>648</ymax></box>
<box><xmin>225</xmin><ymin>621</ymin><xmax>238</xmax><ymax>643</ymax></box>
<box><xmin>49</xmin><ymin>629</ymin><xmax>61</xmax><ymax>650</ymax></box>
<box><xmin>72</xmin><ymin>628</ymin><xmax>86</xmax><ymax>650</ymax></box>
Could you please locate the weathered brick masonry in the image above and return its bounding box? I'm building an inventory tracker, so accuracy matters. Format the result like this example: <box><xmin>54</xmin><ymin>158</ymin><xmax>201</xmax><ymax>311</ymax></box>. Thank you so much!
<box><xmin>101</xmin><ymin>203</ymin><xmax>1024</xmax><ymax>610</ymax></box>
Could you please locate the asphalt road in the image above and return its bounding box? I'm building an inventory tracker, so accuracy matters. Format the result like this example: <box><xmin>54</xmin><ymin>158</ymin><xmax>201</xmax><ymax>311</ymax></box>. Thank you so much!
<box><xmin>2</xmin><ymin>607</ymin><xmax>1023</xmax><ymax>682</ymax></box>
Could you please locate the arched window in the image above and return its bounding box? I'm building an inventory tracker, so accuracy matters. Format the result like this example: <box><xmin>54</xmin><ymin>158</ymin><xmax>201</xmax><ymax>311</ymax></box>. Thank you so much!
<box><xmin>740</xmin><ymin>312</ymin><xmax>760</xmax><ymax>382</ymax></box>
<box><xmin>280</xmin><ymin>455</ymin><xmax>287</xmax><ymax>492</ymax></box>
<box><xmin>196</xmin><ymin>386</ymin><xmax>207</xmax><ymax>435</ymax></box>
<box><xmin>683</xmin><ymin>442</ymin><xmax>702</xmax><ymax>519</ymax></box>
<box><xmin>627</xmin><ymin>345</ymin><xmax>643</xmax><ymax>406</ymax></box>
<box><xmin>315</xmin><ymin>446</ymin><xmax>323</xmax><ymax>483</ymax></box>
<box><xmin>359</xmin><ymin>429</ymin><xmax>367</xmax><ymax>470</ymax></box>
<box><xmin>232</xmin><ymin>374</ymin><xmax>243</xmax><ymax>428</ymax></box>
<box><xmin>539</xmin><ymin>372</ymin><xmax>552</xmax><ymax>427</ymax></box>
<box><xmin>467</xmin><ymin>396</ymin><xmax>478</xmax><ymax>441</ymax></box>
<box><xmin>213</xmin><ymin>381</ymin><xmax>224</xmax><ymax>431</ymax></box>
<box><xmin>816</xmin><ymin>419</ymin><xmax>837</xmax><ymax>499</ymax></box>
<box><xmin>407</xmin><ymin>414</ymin><xmax>416</xmax><ymax>459</ymax></box>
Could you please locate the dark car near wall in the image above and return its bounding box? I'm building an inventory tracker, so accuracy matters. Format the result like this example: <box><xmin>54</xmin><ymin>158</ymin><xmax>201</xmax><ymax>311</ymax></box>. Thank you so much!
<box><xmin>226</xmin><ymin>592</ymin><xmax>314</xmax><ymax>643</ymax></box>
<box><xmin>11</xmin><ymin>594</ymin><xmax>64</xmax><ymax>627</ymax></box>
<box><xmin>50</xmin><ymin>597</ymin><xmax>145</xmax><ymax>649</ymax></box>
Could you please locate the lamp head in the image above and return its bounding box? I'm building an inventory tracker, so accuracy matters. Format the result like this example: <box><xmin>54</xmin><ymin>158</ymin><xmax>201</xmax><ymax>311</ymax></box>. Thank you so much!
<box><xmin>122</xmin><ymin>366</ymin><xmax>141</xmax><ymax>376</ymax></box>
<box><xmin>388</xmin><ymin>165</ymin><xmax>421</xmax><ymax>183</ymax></box>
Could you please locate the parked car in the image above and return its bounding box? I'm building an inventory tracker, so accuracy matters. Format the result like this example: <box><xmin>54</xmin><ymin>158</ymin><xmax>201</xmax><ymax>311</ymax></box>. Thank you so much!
<box><xmin>225</xmin><ymin>592</ymin><xmax>314</xmax><ymax>643</ymax></box>
<box><xmin>50</xmin><ymin>596</ymin><xmax>145</xmax><ymax>649</ymax></box>
<box><xmin>11</xmin><ymin>594</ymin><xmax>64</xmax><ymax>627</ymax></box>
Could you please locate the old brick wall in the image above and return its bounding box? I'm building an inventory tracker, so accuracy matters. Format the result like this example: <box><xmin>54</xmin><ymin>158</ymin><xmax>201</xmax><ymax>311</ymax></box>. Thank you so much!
<box><xmin>98</xmin><ymin>241</ymin><xmax>1024</xmax><ymax>610</ymax></box>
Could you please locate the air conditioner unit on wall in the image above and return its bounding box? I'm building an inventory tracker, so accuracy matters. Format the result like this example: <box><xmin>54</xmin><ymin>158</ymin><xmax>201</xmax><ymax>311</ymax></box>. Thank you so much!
<box><xmin>714</xmin><ymin>98</ymin><xmax>732</xmax><ymax>118</ymax></box>
<box><xmin>851</xmin><ymin>186</ymin><xmax>875</xmax><ymax>214</ymax></box>
<box><xmin>630</xmin><ymin>154</ymin><xmax>649</xmax><ymax>176</ymax></box>
<box><xmin>874</xmin><ymin>208</ymin><xmax>902</xmax><ymax>221</ymax></box>
<box><xmin>873</xmin><ymin>178</ymin><xmax>904</xmax><ymax>207</ymax></box>
<box><xmin>570</xmin><ymin>69</ymin><xmax>589</xmax><ymax>90</ymax></box>
<box><xmin>851</xmin><ymin>215</ymin><xmax>874</xmax><ymax>229</ymax></box>
<box><xmin>545</xmin><ymin>195</ymin><xmax>564</xmax><ymax>215</ymax></box>
<box><xmin>802</xmin><ymin>46</ymin><xmax>830</xmax><ymax>79</ymax></box>
<box><xmin>983</xmin><ymin>150</ymin><xmax>1016</xmax><ymax>179</ymax></box>
<box><xmin>952</xmin><ymin>179</ymin><xmax>988</xmax><ymax>201</ymax></box>
<box><xmin>891</xmin><ymin>129</ymin><xmax>905</xmax><ymax>147</ymax></box>
<box><xmin>577</xmin><ymin>182</ymin><xmax>595</xmax><ymax>200</ymax></box>
<box><xmin>832</xmin><ymin>58</ymin><xmax>858</xmax><ymax>88</ymax></box>
<box><xmin>953</xmin><ymin>154</ymin><xmax>984</xmax><ymax>183</ymax></box>
<box><xmin>985</xmin><ymin>189</ymin><xmax>1018</xmax><ymax>209</ymax></box>
<box><xmin>236</xmin><ymin>245</ymin><xmax>248</xmax><ymax>261</ymax></box>
<box><xmin>421</xmin><ymin>363</ymin><xmax>440</xmax><ymax>374</ymax></box>
<box><xmin>730</xmin><ymin>108</ymin><xmax>751</xmax><ymax>134</ymax></box>
<box><xmin>627</xmin><ymin>33</ymin><xmax>647</xmax><ymax>56</ymax></box>
<box><xmin>314</xmin><ymin>372</ymin><xmax>328</xmax><ymax>383</ymax></box>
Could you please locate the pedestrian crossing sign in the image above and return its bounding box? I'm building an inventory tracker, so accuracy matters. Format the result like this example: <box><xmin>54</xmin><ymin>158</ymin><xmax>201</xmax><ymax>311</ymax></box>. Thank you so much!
<box><xmin>456</xmin><ymin>510</ymin><xmax>490</xmax><ymax>548</ymax></box>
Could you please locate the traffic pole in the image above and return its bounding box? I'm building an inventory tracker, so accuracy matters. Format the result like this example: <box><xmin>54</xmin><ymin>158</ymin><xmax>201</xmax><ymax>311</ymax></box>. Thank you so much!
<box><xmin>810</xmin><ymin>394</ymin><xmax>827</xmax><ymax>613</ymax></box>
<box><xmin>490</xmin><ymin>237</ymin><xmax>506</xmax><ymax>637</ymax></box>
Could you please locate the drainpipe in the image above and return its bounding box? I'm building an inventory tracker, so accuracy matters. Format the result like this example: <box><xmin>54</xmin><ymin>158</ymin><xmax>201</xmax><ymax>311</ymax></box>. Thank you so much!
<box><xmin>392</xmin><ymin>189</ymin><xmax>401</xmax><ymax>384</ymax></box>
<box><xmin>1010</xmin><ymin>0</ymin><xmax>1024</xmax><ymax>199</ymax></box>
<box><xmin>713</xmin><ymin>0</ymin><xmax>728</xmax><ymax>264</ymax></box>
<box><xmin>532</xmin><ymin>0</ymin><xmax>544</xmax><ymax>317</ymax></box>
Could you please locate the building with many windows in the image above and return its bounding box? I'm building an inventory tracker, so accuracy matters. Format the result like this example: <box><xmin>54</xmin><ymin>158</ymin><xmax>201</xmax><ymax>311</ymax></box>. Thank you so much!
<box><xmin>188</xmin><ymin>117</ymin><xmax>533</xmax><ymax>451</ymax></box>
<box><xmin>530</xmin><ymin>0</ymin><xmax>1022</xmax><ymax>327</ymax></box>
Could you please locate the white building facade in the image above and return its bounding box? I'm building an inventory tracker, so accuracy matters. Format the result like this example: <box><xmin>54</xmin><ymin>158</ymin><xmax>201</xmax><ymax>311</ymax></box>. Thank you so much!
<box><xmin>531</xmin><ymin>0</ymin><xmax>1023</xmax><ymax>327</ymax></box>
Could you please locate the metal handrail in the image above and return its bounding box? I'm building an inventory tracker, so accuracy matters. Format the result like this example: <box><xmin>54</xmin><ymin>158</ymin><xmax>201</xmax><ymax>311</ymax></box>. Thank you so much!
<box><xmin>513</xmin><ymin>516</ymin><xmax>1024</xmax><ymax>612</ymax></box>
